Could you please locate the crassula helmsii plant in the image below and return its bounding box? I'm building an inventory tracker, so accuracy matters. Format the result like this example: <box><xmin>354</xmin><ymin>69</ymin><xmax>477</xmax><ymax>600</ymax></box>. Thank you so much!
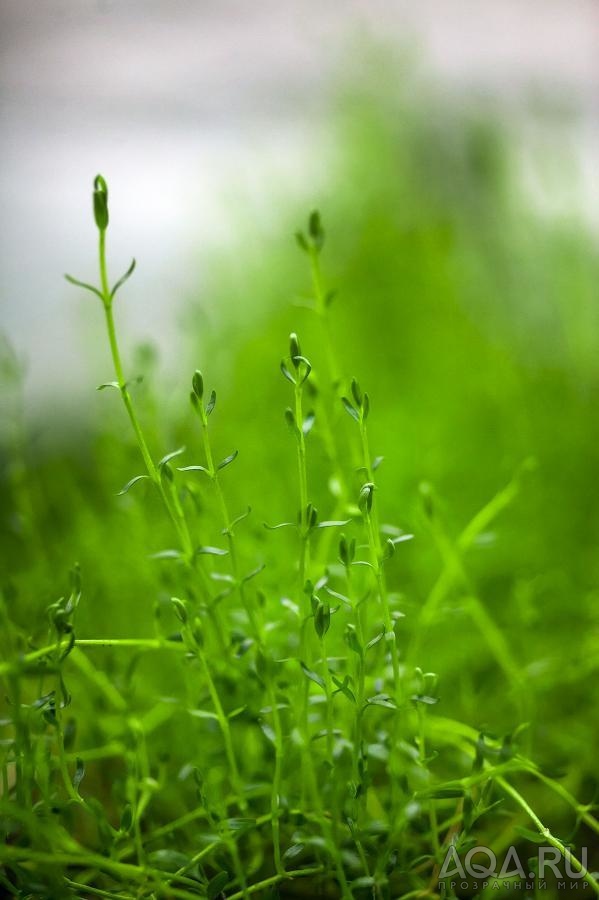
<box><xmin>0</xmin><ymin>176</ymin><xmax>597</xmax><ymax>899</ymax></box>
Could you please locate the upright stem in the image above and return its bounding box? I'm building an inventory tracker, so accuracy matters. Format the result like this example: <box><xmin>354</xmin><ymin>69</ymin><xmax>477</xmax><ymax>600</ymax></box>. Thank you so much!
<box><xmin>294</xmin><ymin>380</ymin><xmax>309</xmax><ymax>557</ymax></box>
<box><xmin>346</xmin><ymin>566</ymin><xmax>366</xmax><ymax>815</ymax></box>
<box><xmin>417</xmin><ymin>705</ymin><xmax>440</xmax><ymax>860</ymax></box>
<box><xmin>359</xmin><ymin>416</ymin><xmax>403</xmax><ymax>847</ymax></box>
<box><xmin>360</xmin><ymin>421</ymin><xmax>400</xmax><ymax>696</ymax></box>
<box><xmin>307</xmin><ymin>247</ymin><xmax>350</xmax><ymax>569</ymax></box>
<box><xmin>98</xmin><ymin>230</ymin><xmax>194</xmax><ymax>562</ymax></box>
<box><xmin>197</xmin><ymin>408</ymin><xmax>260</xmax><ymax>640</ymax></box>
<box><xmin>291</xmin><ymin>373</ymin><xmax>314</xmax><ymax>809</ymax></box>
<box><xmin>267</xmin><ymin>682</ymin><xmax>285</xmax><ymax>875</ymax></box>
<box><xmin>197</xmin><ymin>650</ymin><xmax>247</xmax><ymax>814</ymax></box>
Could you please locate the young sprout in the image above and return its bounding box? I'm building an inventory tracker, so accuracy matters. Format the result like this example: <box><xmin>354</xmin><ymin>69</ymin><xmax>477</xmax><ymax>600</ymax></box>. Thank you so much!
<box><xmin>65</xmin><ymin>175</ymin><xmax>194</xmax><ymax>563</ymax></box>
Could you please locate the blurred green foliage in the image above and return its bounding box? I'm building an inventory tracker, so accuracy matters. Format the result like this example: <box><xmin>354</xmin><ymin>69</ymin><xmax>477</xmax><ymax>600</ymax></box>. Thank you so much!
<box><xmin>1</xmin><ymin>83</ymin><xmax>598</xmax><ymax>896</ymax></box>
<box><xmin>195</xmin><ymin>91</ymin><xmax>599</xmax><ymax>754</ymax></box>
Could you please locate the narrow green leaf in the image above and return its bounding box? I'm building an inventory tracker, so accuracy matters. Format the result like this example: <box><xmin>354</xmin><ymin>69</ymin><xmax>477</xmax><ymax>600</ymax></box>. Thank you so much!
<box><xmin>289</xmin><ymin>332</ymin><xmax>301</xmax><ymax>364</ymax></box>
<box><xmin>192</xmin><ymin>369</ymin><xmax>204</xmax><ymax>400</ymax></box>
<box><xmin>365</xmin><ymin>626</ymin><xmax>386</xmax><ymax>651</ymax></box>
<box><xmin>205</xmin><ymin>389</ymin><xmax>217</xmax><ymax>416</ymax></box>
<box><xmin>342</xmin><ymin>397</ymin><xmax>360</xmax><ymax>422</ymax></box>
<box><xmin>283</xmin><ymin>843</ymin><xmax>307</xmax><ymax>861</ymax></box>
<box><xmin>352</xmin><ymin>877</ymin><xmax>376</xmax><ymax>890</ymax></box>
<box><xmin>226</xmin><ymin>506</ymin><xmax>252</xmax><ymax>532</ymax></box>
<box><xmin>325</xmin><ymin>586</ymin><xmax>351</xmax><ymax>606</ymax></box>
<box><xmin>117</xmin><ymin>474</ymin><xmax>150</xmax><ymax>496</ymax></box>
<box><xmin>120</xmin><ymin>804</ymin><xmax>133</xmax><ymax>832</ymax></box>
<box><xmin>295</xmin><ymin>231</ymin><xmax>309</xmax><ymax>253</ymax></box>
<box><xmin>302</xmin><ymin>411</ymin><xmax>315</xmax><ymax>435</ymax></box>
<box><xmin>382</xmin><ymin>538</ymin><xmax>395</xmax><ymax>562</ymax></box>
<box><xmin>158</xmin><ymin>447</ymin><xmax>186</xmax><ymax>469</ymax></box>
<box><xmin>72</xmin><ymin>757</ymin><xmax>85</xmax><ymax>791</ymax></box>
<box><xmin>317</xmin><ymin>519</ymin><xmax>351</xmax><ymax>529</ymax></box>
<box><xmin>110</xmin><ymin>258</ymin><xmax>136</xmax><ymax>300</ymax></box>
<box><xmin>363</xmin><ymin>392</ymin><xmax>370</xmax><ymax>420</ymax></box>
<box><xmin>64</xmin><ymin>273</ymin><xmax>104</xmax><ymax>302</ymax></box>
<box><xmin>241</xmin><ymin>563</ymin><xmax>265</xmax><ymax>584</ymax></box>
<box><xmin>280</xmin><ymin>360</ymin><xmax>296</xmax><ymax>384</ymax></box>
<box><xmin>344</xmin><ymin>626</ymin><xmax>363</xmax><ymax>658</ymax></box>
<box><xmin>259</xmin><ymin>721</ymin><xmax>276</xmax><ymax>744</ymax></box>
<box><xmin>189</xmin><ymin>709</ymin><xmax>219</xmax><ymax>721</ymax></box>
<box><xmin>217</xmin><ymin>449</ymin><xmax>238</xmax><ymax>471</ymax></box>
<box><xmin>366</xmin><ymin>694</ymin><xmax>397</xmax><ymax>710</ymax></box>
<box><xmin>171</xmin><ymin>597</ymin><xmax>188</xmax><ymax>624</ymax></box>
<box><xmin>294</xmin><ymin>355</ymin><xmax>312</xmax><ymax>384</ymax></box>
<box><xmin>300</xmin><ymin>661</ymin><xmax>325</xmax><ymax>690</ymax></box>
<box><xmin>314</xmin><ymin>601</ymin><xmax>331</xmax><ymax>639</ymax></box>
<box><xmin>332</xmin><ymin>674</ymin><xmax>356</xmax><ymax>704</ymax></box>
<box><xmin>351</xmin><ymin>378</ymin><xmax>362</xmax><ymax>407</ymax></box>
<box><xmin>224</xmin><ymin>817</ymin><xmax>255</xmax><ymax>833</ymax></box>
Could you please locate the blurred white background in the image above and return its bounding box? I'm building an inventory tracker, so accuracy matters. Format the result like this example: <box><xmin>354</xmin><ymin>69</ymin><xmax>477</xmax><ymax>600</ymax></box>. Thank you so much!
<box><xmin>0</xmin><ymin>0</ymin><xmax>597</xmax><ymax>408</ymax></box>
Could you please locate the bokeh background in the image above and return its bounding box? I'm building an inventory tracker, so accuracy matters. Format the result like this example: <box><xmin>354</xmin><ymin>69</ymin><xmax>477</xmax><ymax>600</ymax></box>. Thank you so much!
<box><xmin>2</xmin><ymin>0</ymin><xmax>599</xmax><ymax>876</ymax></box>
<box><xmin>1</xmin><ymin>0</ymin><xmax>598</xmax><ymax>414</ymax></box>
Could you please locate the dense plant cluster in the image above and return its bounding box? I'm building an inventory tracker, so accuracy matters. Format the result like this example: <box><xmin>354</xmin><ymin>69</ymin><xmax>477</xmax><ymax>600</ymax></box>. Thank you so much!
<box><xmin>1</xmin><ymin>146</ymin><xmax>598</xmax><ymax>899</ymax></box>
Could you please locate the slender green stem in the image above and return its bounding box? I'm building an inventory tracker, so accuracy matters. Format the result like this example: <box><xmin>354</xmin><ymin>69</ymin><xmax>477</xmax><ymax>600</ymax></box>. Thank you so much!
<box><xmin>289</xmin><ymin>368</ymin><xmax>318</xmax><ymax>818</ymax></box>
<box><xmin>417</xmin><ymin>705</ymin><xmax>440</xmax><ymax>860</ymax></box>
<box><xmin>98</xmin><ymin>230</ymin><xmax>195</xmax><ymax>562</ymax></box>
<box><xmin>346</xmin><ymin>566</ymin><xmax>367</xmax><ymax>815</ymax></box>
<box><xmin>227</xmin><ymin>866</ymin><xmax>324</xmax><ymax>900</ymax></box>
<box><xmin>320</xmin><ymin>632</ymin><xmax>342</xmax><ymax>849</ymax></box>
<box><xmin>267</xmin><ymin>682</ymin><xmax>285</xmax><ymax>875</ymax></box>
<box><xmin>320</xmin><ymin>636</ymin><xmax>335</xmax><ymax>768</ymax></box>
<box><xmin>65</xmin><ymin>880</ymin><xmax>135</xmax><ymax>900</ymax></box>
<box><xmin>303</xmin><ymin>757</ymin><xmax>352</xmax><ymax>899</ymax></box>
<box><xmin>359</xmin><ymin>422</ymin><xmax>400</xmax><ymax>695</ymax></box>
<box><xmin>0</xmin><ymin>638</ymin><xmax>184</xmax><ymax>678</ymax></box>
<box><xmin>197</xmin><ymin>650</ymin><xmax>247</xmax><ymax>813</ymax></box>
<box><xmin>496</xmin><ymin>776</ymin><xmax>599</xmax><ymax>894</ymax></box>
<box><xmin>54</xmin><ymin>705</ymin><xmax>84</xmax><ymax>806</ymax></box>
<box><xmin>306</xmin><ymin>245</ymin><xmax>351</xmax><ymax>568</ymax></box>
<box><xmin>406</xmin><ymin>499</ymin><xmax>526</xmax><ymax>722</ymax></box>
<box><xmin>0</xmin><ymin>847</ymin><xmax>202</xmax><ymax>895</ymax></box>
<box><xmin>358</xmin><ymin>418</ymin><xmax>404</xmax><ymax>857</ymax></box>
<box><xmin>196</xmin><ymin>405</ymin><xmax>261</xmax><ymax>640</ymax></box>
<box><xmin>294</xmin><ymin>381</ymin><xmax>309</xmax><ymax>547</ymax></box>
<box><xmin>99</xmin><ymin>233</ymin><xmax>156</xmax><ymax>483</ymax></box>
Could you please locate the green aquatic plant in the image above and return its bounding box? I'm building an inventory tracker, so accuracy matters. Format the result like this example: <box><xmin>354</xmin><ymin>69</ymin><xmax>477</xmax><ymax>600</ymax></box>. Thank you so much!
<box><xmin>0</xmin><ymin>176</ymin><xmax>597</xmax><ymax>899</ymax></box>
